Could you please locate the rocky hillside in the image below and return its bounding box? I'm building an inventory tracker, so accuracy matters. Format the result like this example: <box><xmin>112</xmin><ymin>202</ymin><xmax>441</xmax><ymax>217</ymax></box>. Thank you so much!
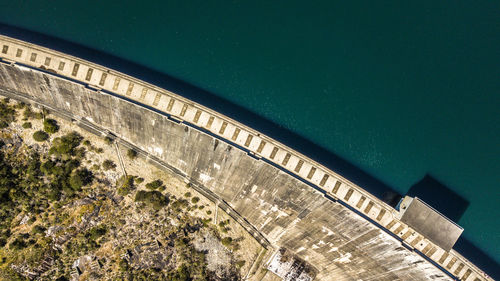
<box><xmin>0</xmin><ymin>98</ymin><xmax>262</xmax><ymax>281</ymax></box>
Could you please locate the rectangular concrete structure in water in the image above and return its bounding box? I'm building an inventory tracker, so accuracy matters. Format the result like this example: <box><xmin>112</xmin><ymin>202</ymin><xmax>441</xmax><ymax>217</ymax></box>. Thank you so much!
<box><xmin>399</xmin><ymin>197</ymin><xmax>463</xmax><ymax>251</ymax></box>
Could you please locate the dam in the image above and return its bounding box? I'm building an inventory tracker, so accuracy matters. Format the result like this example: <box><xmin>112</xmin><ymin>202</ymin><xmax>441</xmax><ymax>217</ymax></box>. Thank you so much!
<box><xmin>0</xmin><ymin>35</ymin><xmax>494</xmax><ymax>281</ymax></box>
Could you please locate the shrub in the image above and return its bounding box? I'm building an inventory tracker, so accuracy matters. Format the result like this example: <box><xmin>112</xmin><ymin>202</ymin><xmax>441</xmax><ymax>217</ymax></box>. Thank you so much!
<box><xmin>43</xmin><ymin>118</ymin><xmax>59</xmax><ymax>134</ymax></box>
<box><xmin>9</xmin><ymin>237</ymin><xmax>27</xmax><ymax>250</ymax></box>
<box><xmin>14</xmin><ymin>102</ymin><xmax>26</xmax><ymax>109</ymax></box>
<box><xmin>184</xmin><ymin>192</ymin><xmax>191</xmax><ymax>198</ymax></box>
<box><xmin>69</xmin><ymin>168</ymin><xmax>93</xmax><ymax>191</ymax></box>
<box><xmin>191</xmin><ymin>197</ymin><xmax>200</xmax><ymax>204</ymax></box>
<box><xmin>104</xmin><ymin>136</ymin><xmax>113</xmax><ymax>145</ymax></box>
<box><xmin>127</xmin><ymin>149</ymin><xmax>137</xmax><ymax>159</ymax></box>
<box><xmin>34</xmin><ymin>112</ymin><xmax>44</xmax><ymax>119</ymax></box>
<box><xmin>236</xmin><ymin>260</ymin><xmax>246</xmax><ymax>268</ymax></box>
<box><xmin>134</xmin><ymin>190</ymin><xmax>169</xmax><ymax>210</ymax></box>
<box><xmin>32</xmin><ymin>225</ymin><xmax>46</xmax><ymax>235</ymax></box>
<box><xmin>82</xmin><ymin>140</ymin><xmax>91</xmax><ymax>146</ymax></box>
<box><xmin>73</xmin><ymin>147</ymin><xmax>86</xmax><ymax>159</ymax></box>
<box><xmin>86</xmin><ymin>225</ymin><xmax>107</xmax><ymax>241</ymax></box>
<box><xmin>134</xmin><ymin>177</ymin><xmax>144</xmax><ymax>184</ymax></box>
<box><xmin>49</xmin><ymin>131</ymin><xmax>83</xmax><ymax>156</ymax></box>
<box><xmin>117</xmin><ymin>175</ymin><xmax>135</xmax><ymax>196</ymax></box>
<box><xmin>0</xmin><ymin>101</ymin><xmax>16</xmax><ymax>127</ymax></box>
<box><xmin>221</xmin><ymin>237</ymin><xmax>233</xmax><ymax>247</ymax></box>
<box><xmin>145</xmin><ymin>179</ymin><xmax>162</xmax><ymax>190</ymax></box>
<box><xmin>102</xmin><ymin>160</ymin><xmax>116</xmax><ymax>171</ymax></box>
<box><xmin>33</xmin><ymin>130</ymin><xmax>49</xmax><ymax>142</ymax></box>
<box><xmin>22</xmin><ymin>122</ymin><xmax>32</xmax><ymax>129</ymax></box>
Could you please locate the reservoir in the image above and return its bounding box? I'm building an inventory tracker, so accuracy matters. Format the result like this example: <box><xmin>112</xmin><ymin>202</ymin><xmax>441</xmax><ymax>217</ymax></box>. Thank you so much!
<box><xmin>1</xmin><ymin>0</ymin><xmax>498</xmax><ymax>273</ymax></box>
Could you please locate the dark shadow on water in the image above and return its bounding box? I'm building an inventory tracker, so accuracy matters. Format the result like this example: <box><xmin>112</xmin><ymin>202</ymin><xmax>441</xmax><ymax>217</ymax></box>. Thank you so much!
<box><xmin>454</xmin><ymin>238</ymin><xmax>500</xmax><ymax>280</ymax></box>
<box><xmin>407</xmin><ymin>175</ymin><xmax>469</xmax><ymax>222</ymax></box>
<box><xmin>405</xmin><ymin>176</ymin><xmax>499</xmax><ymax>279</ymax></box>
<box><xmin>1</xmin><ymin>24</ymin><xmax>499</xmax><ymax>279</ymax></box>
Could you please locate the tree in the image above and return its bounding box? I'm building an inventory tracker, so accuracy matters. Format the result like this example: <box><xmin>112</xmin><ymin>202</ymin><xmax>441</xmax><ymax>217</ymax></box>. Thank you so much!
<box><xmin>221</xmin><ymin>237</ymin><xmax>233</xmax><ymax>247</ymax></box>
<box><xmin>102</xmin><ymin>160</ymin><xmax>116</xmax><ymax>171</ymax></box>
<box><xmin>9</xmin><ymin>237</ymin><xmax>27</xmax><ymax>250</ymax></box>
<box><xmin>117</xmin><ymin>175</ymin><xmax>134</xmax><ymax>196</ymax></box>
<box><xmin>145</xmin><ymin>179</ymin><xmax>162</xmax><ymax>190</ymax></box>
<box><xmin>69</xmin><ymin>168</ymin><xmax>93</xmax><ymax>190</ymax></box>
<box><xmin>134</xmin><ymin>190</ymin><xmax>169</xmax><ymax>210</ymax></box>
<box><xmin>33</xmin><ymin>130</ymin><xmax>49</xmax><ymax>142</ymax></box>
<box><xmin>43</xmin><ymin>118</ymin><xmax>59</xmax><ymax>134</ymax></box>
<box><xmin>22</xmin><ymin>122</ymin><xmax>32</xmax><ymax>129</ymax></box>
<box><xmin>49</xmin><ymin>131</ymin><xmax>83</xmax><ymax>156</ymax></box>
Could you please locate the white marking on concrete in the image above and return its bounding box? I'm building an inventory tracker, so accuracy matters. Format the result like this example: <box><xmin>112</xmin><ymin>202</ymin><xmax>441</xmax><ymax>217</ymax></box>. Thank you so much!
<box><xmin>334</xmin><ymin>252</ymin><xmax>352</xmax><ymax>264</ymax></box>
<box><xmin>321</xmin><ymin>226</ymin><xmax>335</xmax><ymax>236</ymax></box>
<box><xmin>199</xmin><ymin>173</ymin><xmax>212</xmax><ymax>183</ymax></box>
<box><xmin>153</xmin><ymin>146</ymin><xmax>163</xmax><ymax>155</ymax></box>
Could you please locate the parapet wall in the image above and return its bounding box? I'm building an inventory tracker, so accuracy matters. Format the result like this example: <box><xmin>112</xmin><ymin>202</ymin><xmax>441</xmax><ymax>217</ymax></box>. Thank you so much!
<box><xmin>0</xmin><ymin>35</ymin><xmax>492</xmax><ymax>281</ymax></box>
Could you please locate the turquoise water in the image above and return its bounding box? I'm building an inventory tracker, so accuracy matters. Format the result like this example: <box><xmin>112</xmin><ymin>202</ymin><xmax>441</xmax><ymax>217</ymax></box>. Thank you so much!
<box><xmin>1</xmin><ymin>0</ymin><xmax>499</xmax><ymax>269</ymax></box>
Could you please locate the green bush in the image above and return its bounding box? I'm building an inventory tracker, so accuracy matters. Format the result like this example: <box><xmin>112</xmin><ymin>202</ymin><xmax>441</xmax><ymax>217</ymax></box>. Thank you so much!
<box><xmin>102</xmin><ymin>160</ymin><xmax>116</xmax><ymax>171</ymax></box>
<box><xmin>104</xmin><ymin>136</ymin><xmax>114</xmax><ymax>145</ymax></box>
<box><xmin>49</xmin><ymin>131</ymin><xmax>83</xmax><ymax>156</ymax></box>
<box><xmin>9</xmin><ymin>237</ymin><xmax>27</xmax><ymax>250</ymax></box>
<box><xmin>0</xmin><ymin>101</ymin><xmax>16</xmax><ymax>127</ymax></box>
<box><xmin>34</xmin><ymin>112</ymin><xmax>44</xmax><ymax>119</ymax></box>
<box><xmin>117</xmin><ymin>175</ymin><xmax>135</xmax><ymax>196</ymax></box>
<box><xmin>0</xmin><ymin>121</ymin><xmax>8</xmax><ymax>129</ymax></box>
<box><xmin>191</xmin><ymin>197</ymin><xmax>200</xmax><ymax>204</ymax></box>
<box><xmin>135</xmin><ymin>190</ymin><xmax>169</xmax><ymax>210</ymax></box>
<box><xmin>145</xmin><ymin>179</ymin><xmax>163</xmax><ymax>190</ymax></box>
<box><xmin>43</xmin><ymin>118</ymin><xmax>59</xmax><ymax>134</ymax></box>
<box><xmin>33</xmin><ymin>130</ymin><xmax>49</xmax><ymax>142</ymax></box>
<box><xmin>14</xmin><ymin>102</ymin><xmax>26</xmax><ymax>109</ymax></box>
<box><xmin>69</xmin><ymin>168</ymin><xmax>93</xmax><ymax>190</ymax></box>
<box><xmin>221</xmin><ymin>237</ymin><xmax>233</xmax><ymax>247</ymax></box>
<box><xmin>184</xmin><ymin>192</ymin><xmax>191</xmax><ymax>198</ymax></box>
<box><xmin>134</xmin><ymin>177</ymin><xmax>144</xmax><ymax>184</ymax></box>
<box><xmin>86</xmin><ymin>225</ymin><xmax>107</xmax><ymax>241</ymax></box>
<box><xmin>127</xmin><ymin>149</ymin><xmax>137</xmax><ymax>159</ymax></box>
<box><xmin>32</xmin><ymin>225</ymin><xmax>46</xmax><ymax>235</ymax></box>
<box><xmin>235</xmin><ymin>260</ymin><xmax>246</xmax><ymax>268</ymax></box>
<box><xmin>22</xmin><ymin>122</ymin><xmax>32</xmax><ymax>129</ymax></box>
<box><xmin>171</xmin><ymin>199</ymin><xmax>189</xmax><ymax>211</ymax></box>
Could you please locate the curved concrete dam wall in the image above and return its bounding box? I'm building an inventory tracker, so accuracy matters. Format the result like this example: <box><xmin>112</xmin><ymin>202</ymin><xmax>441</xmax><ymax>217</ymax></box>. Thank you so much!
<box><xmin>0</xmin><ymin>35</ymin><xmax>492</xmax><ymax>281</ymax></box>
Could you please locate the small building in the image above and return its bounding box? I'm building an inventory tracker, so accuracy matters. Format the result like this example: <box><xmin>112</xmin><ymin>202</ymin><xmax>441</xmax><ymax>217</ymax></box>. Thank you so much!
<box><xmin>398</xmin><ymin>196</ymin><xmax>463</xmax><ymax>251</ymax></box>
